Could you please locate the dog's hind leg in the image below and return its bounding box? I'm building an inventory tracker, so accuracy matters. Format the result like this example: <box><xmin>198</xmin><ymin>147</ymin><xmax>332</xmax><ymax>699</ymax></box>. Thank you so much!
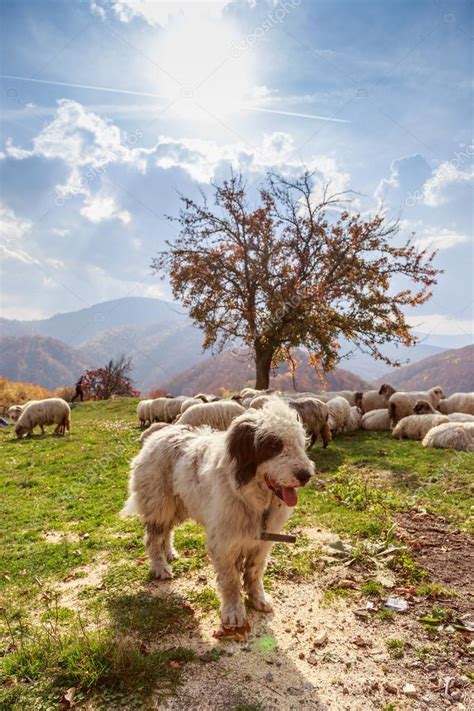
<box><xmin>145</xmin><ymin>522</ymin><xmax>175</xmax><ymax>579</ymax></box>
<box><xmin>243</xmin><ymin>543</ymin><xmax>274</xmax><ymax>613</ymax></box>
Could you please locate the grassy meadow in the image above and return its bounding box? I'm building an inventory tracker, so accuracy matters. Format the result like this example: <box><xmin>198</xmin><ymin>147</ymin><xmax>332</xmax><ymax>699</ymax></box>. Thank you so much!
<box><xmin>1</xmin><ymin>398</ymin><xmax>473</xmax><ymax>709</ymax></box>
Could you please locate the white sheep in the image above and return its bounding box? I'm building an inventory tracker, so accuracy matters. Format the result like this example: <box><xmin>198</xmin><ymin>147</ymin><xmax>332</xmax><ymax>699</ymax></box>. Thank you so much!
<box><xmin>317</xmin><ymin>390</ymin><xmax>357</xmax><ymax>406</ymax></box>
<box><xmin>388</xmin><ymin>387</ymin><xmax>445</xmax><ymax>426</ymax></box>
<box><xmin>344</xmin><ymin>406</ymin><xmax>362</xmax><ymax>433</ymax></box>
<box><xmin>149</xmin><ymin>397</ymin><xmax>168</xmax><ymax>423</ymax></box>
<box><xmin>248</xmin><ymin>394</ymin><xmax>274</xmax><ymax>410</ymax></box>
<box><xmin>239</xmin><ymin>387</ymin><xmax>261</xmax><ymax>399</ymax></box>
<box><xmin>163</xmin><ymin>397</ymin><xmax>188</xmax><ymax>423</ymax></box>
<box><xmin>194</xmin><ymin>393</ymin><xmax>221</xmax><ymax>402</ymax></box>
<box><xmin>137</xmin><ymin>399</ymin><xmax>152</xmax><ymax>429</ymax></box>
<box><xmin>288</xmin><ymin>397</ymin><xmax>331</xmax><ymax>448</ymax></box>
<box><xmin>422</xmin><ymin>422</ymin><xmax>474</xmax><ymax>451</ymax></box>
<box><xmin>15</xmin><ymin>398</ymin><xmax>71</xmax><ymax>438</ymax></box>
<box><xmin>178</xmin><ymin>401</ymin><xmax>245</xmax><ymax>430</ymax></box>
<box><xmin>355</xmin><ymin>384</ymin><xmax>396</xmax><ymax>413</ymax></box>
<box><xmin>447</xmin><ymin>413</ymin><xmax>474</xmax><ymax>423</ymax></box>
<box><xmin>139</xmin><ymin>421</ymin><xmax>171</xmax><ymax>443</ymax></box>
<box><xmin>326</xmin><ymin>396</ymin><xmax>351</xmax><ymax>435</ymax></box>
<box><xmin>7</xmin><ymin>404</ymin><xmax>27</xmax><ymax>421</ymax></box>
<box><xmin>180</xmin><ymin>397</ymin><xmax>202</xmax><ymax>414</ymax></box>
<box><xmin>392</xmin><ymin>413</ymin><xmax>449</xmax><ymax>441</ymax></box>
<box><xmin>438</xmin><ymin>393</ymin><xmax>474</xmax><ymax>416</ymax></box>
<box><xmin>360</xmin><ymin>409</ymin><xmax>392</xmax><ymax>431</ymax></box>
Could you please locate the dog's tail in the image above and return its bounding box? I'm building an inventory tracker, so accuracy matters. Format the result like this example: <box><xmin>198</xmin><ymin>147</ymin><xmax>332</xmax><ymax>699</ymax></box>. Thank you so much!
<box><xmin>120</xmin><ymin>492</ymin><xmax>138</xmax><ymax>518</ymax></box>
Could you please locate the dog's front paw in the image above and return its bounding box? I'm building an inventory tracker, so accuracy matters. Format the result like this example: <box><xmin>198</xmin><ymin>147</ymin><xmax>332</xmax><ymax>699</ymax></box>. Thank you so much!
<box><xmin>248</xmin><ymin>592</ymin><xmax>274</xmax><ymax>613</ymax></box>
<box><xmin>221</xmin><ymin>602</ymin><xmax>247</xmax><ymax>629</ymax></box>
<box><xmin>152</xmin><ymin>563</ymin><xmax>172</xmax><ymax>580</ymax></box>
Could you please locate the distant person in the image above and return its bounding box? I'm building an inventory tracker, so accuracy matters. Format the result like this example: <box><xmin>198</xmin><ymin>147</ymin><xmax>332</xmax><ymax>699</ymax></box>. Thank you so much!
<box><xmin>72</xmin><ymin>376</ymin><xmax>84</xmax><ymax>403</ymax></box>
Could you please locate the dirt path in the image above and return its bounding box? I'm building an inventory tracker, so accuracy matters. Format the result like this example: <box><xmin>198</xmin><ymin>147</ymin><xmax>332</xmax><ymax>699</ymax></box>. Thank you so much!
<box><xmin>152</xmin><ymin>526</ymin><xmax>473</xmax><ymax>711</ymax></box>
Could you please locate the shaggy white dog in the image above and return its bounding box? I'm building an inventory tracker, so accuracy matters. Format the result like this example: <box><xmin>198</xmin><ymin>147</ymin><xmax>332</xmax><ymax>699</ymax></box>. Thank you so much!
<box><xmin>122</xmin><ymin>400</ymin><xmax>314</xmax><ymax>629</ymax></box>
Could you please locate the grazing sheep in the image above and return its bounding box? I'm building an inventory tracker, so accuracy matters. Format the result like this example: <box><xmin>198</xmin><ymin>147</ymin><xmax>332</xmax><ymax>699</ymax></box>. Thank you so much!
<box><xmin>7</xmin><ymin>404</ymin><xmax>27</xmax><ymax>421</ymax></box>
<box><xmin>326</xmin><ymin>396</ymin><xmax>351</xmax><ymax>435</ymax></box>
<box><xmin>447</xmin><ymin>413</ymin><xmax>474</xmax><ymax>422</ymax></box>
<box><xmin>355</xmin><ymin>384</ymin><xmax>396</xmax><ymax>413</ymax></box>
<box><xmin>288</xmin><ymin>391</ymin><xmax>319</xmax><ymax>400</ymax></box>
<box><xmin>149</xmin><ymin>397</ymin><xmax>168</xmax><ymax>423</ymax></box>
<box><xmin>15</xmin><ymin>398</ymin><xmax>71</xmax><ymax>438</ymax></box>
<box><xmin>378</xmin><ymin>383</ymin><xmax>398</xmax><ymax>400</ymax></box>
<box><xmin>163</xmin><ymin>397</ymin><xmax>188</xmax><ymax>423</ymax></box>
<box><xmin>438</xmin><ymin>393</ymin><xmax>474</xmax><ymax>416</ymax></box>
<box><xmin>422</xmin><ymin>422</ymin><xmax>474</xmax><ymax>451</ymax></box>
<box><xmin>388</xmin><ymin>387</ymin><xmax>445</xmax><ymax>426</ymax></box>
<box><xmin>344</xmin><ymin>406</ymin><xmax>362</xmax><ymax>433</ymax></box>
<box><xmin>180</xmin><ymin>397</ymin><xmax>202</xmax><ymax>414</ymax></box>
<box><xmin>137</xmin><ymin>399</ymin><xmax>152</xmax><ymax>429</ymax></box>
<box><xmin>239</xmin><ymin>387</ymin><xmax>261</xmax><ymax>400</ymax></box>
<box><xmin>317</xmin><ymin>391</ymin><xmax>357</xmax><ymax>406</ymax></box>
<box><xmin>139</xmin><ymin>422</ymin><xmax>171</xmax><ymax>443</ymax></box>
<box><xmin>360</xmin><ymin>409</ymin><xmax>392</xmax><ymax>431</ymax></box>
<box><xmin>248</xmin><ymin>394</ymin><xmax>274</xmax><ymax>410</ymax></box>
<box><xmin>392</xmin><ymin>414</ymin><xmax>449</xmax><ymax>441</ymax></box>
<box><xmin>179</xmin><ymin>401</ymin><xmax>245</xmax><ymax>430</ymax></box>
<box><xmin>412</xmin><ymin>400</ymin><xmax>437</xmax><ymax>415</ymax></box>
<box><xmin>288</xmin><ymin>397</ymin><xmax>331</xmax><ymax>448</ymax></box>
<box><xmin>194</xmin><ymin>393</ymin><xmax>221</xmax><ymax>403</ymax></box>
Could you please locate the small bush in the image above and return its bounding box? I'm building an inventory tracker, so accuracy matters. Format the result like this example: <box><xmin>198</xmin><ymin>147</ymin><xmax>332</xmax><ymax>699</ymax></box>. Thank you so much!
<box><xmin>0</xmin><ymin>377</ymin><xmax>52</xmax><ymax>413</ymax></box>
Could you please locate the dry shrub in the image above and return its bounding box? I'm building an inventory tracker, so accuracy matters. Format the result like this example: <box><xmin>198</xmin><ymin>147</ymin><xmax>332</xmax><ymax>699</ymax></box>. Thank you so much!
<box><xmin>53</xmin><ymin>385</ymin><xmax>75</xmax><ymax>402</ymax></box>
<box><xmin>0</xmin><ymin>377</ymin><xmax>52</xmax><ymax>414</ymax></box>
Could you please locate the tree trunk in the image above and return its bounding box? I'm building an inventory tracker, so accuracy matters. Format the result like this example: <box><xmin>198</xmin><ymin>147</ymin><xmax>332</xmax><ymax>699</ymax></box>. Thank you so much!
<box><xmin>255</xmin><ymin>346</ymin><xmax>273</xmax><ymax>390</ymax></box>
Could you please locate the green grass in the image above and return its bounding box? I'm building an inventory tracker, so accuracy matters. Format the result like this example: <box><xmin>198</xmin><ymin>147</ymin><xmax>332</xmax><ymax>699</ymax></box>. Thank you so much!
<box><xmin>188</xmin><ymin>587</ymin><xmax>221</xmax><ymax>613</ymax></box>
<box><xmin>1</xmin><ymin>400</ymin><xmax>473</xmax><ymax>707</ymax></box>
<box><xmin>385</xmin><ymin>638</ymin><xmax>406</xmax><ymax>659</ymax></box>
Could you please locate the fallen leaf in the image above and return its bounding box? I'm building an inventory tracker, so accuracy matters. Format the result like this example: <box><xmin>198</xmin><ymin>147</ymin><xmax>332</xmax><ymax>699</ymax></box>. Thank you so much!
<box><xmin>59</xmin><ymin>687</ymin><xmax>76</xmax><ymax>708</ymax></box>
<box><xmin>213</xmin><ymin>621</ymin><xmax>251</xmax><ymax>641</ymax></box>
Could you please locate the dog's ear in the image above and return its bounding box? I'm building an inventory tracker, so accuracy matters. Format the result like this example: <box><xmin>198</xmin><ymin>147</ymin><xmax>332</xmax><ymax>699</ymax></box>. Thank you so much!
<box><xmin>227</xmin><ymin>419</ymin><xmax>283</xmax><ymax>487</ymax></box>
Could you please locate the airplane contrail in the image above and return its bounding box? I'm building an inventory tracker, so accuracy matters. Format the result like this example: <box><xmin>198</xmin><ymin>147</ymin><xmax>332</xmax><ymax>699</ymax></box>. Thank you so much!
<box><xmin>245</xmin><ymin>106</ymin><xmax>349</xmax><ymax>123</ymax></box>
<box><xmin>1</xmin><ymin>74</ymin><xmax>350</xmax><ymax>123</ymax></box>
<box><xmin>0</xmin><ymin>74</ymin><xmax>169</xmax><ymax>100</ymax></box>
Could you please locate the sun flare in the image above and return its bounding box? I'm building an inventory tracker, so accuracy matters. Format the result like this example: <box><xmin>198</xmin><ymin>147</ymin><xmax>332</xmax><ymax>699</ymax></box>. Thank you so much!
<box><xmin>154</xmin><ymin>13</ymin><xmax>255</xmax><ymax>119</ymax></box>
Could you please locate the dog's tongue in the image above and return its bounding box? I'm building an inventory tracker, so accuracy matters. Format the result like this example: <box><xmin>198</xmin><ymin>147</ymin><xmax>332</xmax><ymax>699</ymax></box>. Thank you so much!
<box><xmin>282</xmin><ymin>487</ymin><xmax>298</xmax><ymax>507</ymax></box>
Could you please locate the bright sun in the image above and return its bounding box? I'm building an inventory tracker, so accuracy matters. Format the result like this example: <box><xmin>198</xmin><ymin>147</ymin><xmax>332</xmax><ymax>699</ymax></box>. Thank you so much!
<box><xmin>154</xmin><ymin>13</ymin><xmax>255</xmax><ymax>119</ymax></box>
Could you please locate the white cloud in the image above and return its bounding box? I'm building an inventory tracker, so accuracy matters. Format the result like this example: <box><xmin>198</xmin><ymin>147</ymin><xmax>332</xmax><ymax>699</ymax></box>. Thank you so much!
<box><xmin>409</xmin><ymin>314</ymin><xmax>474</xmax><ymax>337</ymax></box>
<box><xmin>422</xmin><ymin>161</ymin><xmax>474</xmax><ymax>207</ymax></box>
<box><xmin>152</xmin><ymin>132</ymin><xmax>350</xmax><ymax>189</ymax></box>
<box><xmin>413</xmin><ymin>227</ymin><xmax>470</xmax><ymax>252</ymax></box>
<box><xmin>5</xmin><ymin>99</ymin><xmax>144</xmax><ymax>199</ymax></box>
<box><xmin>0</xmin><ymin>205</ymin><xmax>32</xmax><ymax>241</ymax></box>
<box><xmin>52</xmin><ymin>228</ymin><xmax>71</xmax><ymax>237</ymax></box>
<box><xmin>93</xmin><ymin>0</ymin><xmax>226</xmax><ymax>26</ymax></box>
<box><xmin>403</xmin><ymin>220</ymin><xmax>472</xmax><ymax>251</ymax></box>
<box><xmin>81</xmin><ymin>194</ymin><xmax>131</xmax><ymax>224</ymax></box>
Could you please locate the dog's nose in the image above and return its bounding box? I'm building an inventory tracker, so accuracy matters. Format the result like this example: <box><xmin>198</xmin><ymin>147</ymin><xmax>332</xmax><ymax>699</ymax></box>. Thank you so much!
<box><xmin>295</xmin><ymin>469</ymin><xmax>312</xmax><ymax>485</ymax></box>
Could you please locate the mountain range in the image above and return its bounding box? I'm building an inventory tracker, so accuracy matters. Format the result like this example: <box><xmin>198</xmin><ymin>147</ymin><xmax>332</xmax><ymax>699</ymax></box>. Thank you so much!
<box><xmin>1</xmin><ymin>297</ymin><xmax>471</xmax><ymax>394</ymax></box>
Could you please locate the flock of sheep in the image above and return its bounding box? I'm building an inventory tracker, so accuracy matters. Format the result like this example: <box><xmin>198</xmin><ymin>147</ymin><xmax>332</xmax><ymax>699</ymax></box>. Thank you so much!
<box><xmin>136</xmin><ymin>386</ymin><xmax>474</xmax><ymax>452</ymax></box>
<box><xmin>5</xmin><ymin>385</ymin><xmax>474</xmax><ymax>452</ymax></box>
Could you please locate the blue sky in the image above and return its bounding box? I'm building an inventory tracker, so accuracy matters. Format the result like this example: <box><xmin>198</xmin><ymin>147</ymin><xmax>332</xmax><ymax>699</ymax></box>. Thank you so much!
<box><xmin>0</xmin><ymin>0</ymin><xmax>472</xmax><ymax>348</ymax></box>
